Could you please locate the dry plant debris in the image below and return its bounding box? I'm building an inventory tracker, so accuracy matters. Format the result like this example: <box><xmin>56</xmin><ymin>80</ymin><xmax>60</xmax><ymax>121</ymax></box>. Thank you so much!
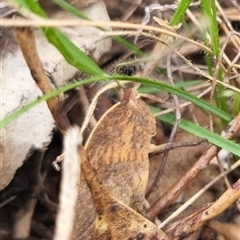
<box><xmin>71</xmin><ymin>88</ymin><xmax>156</xmax><ymax>239</ymax></box>
<box><xmin>0</xmin><ymin>0</ymin><xmax>240</xmax><ymax>240</ymax></box>
<box><xmin>80</xmin><ymin>134</ymin><xmax>170</xmax><ymax>240</ymax></box>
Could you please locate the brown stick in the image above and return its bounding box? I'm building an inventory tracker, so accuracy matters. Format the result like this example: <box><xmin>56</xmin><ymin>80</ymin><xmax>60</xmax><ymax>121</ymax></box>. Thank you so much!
<box><xmin>166</xmin><ymin>178</ymin><xmax>240</xmax><ymax>239</ymax></box>
<box><xmin>12</xmin><ymin>26</ymin><xmax>71</xmax><ymax>132</ymax></box>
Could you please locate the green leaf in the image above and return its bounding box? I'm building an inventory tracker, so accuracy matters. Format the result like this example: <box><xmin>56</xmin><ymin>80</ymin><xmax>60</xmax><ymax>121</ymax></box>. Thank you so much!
<box><xmin>115</xmin><ymin>76</ymin><xmax>231</xmax><ymax>122</ymax></box>
<box><xmin>201</xmin><ymin>0</ymin><xmax>220</xmax><ymax>57</ymax></box>
<box><xmin>52</xmin><ymin>0</ymin><xmax>88</xmax><ymax>20</ymax></box>
<box><xmin>0</xmin><ymin>78</ymin><xmax>101</xmax><ymax>128</ymax></box>
<box><xmin>1</xmin><ymin>75</ymin><xmax>232</xmax><ymax>128</ymax></box>
<box><xmin>138</xmin><ymin>80</ymin><xmax>204</xmax><ymax>94</ymax></box>
<box><xmin>232</xmin><ymin>92</ymin><xmax>240</xmax><ymax>116</ymax></box>
<box><xmin>201</xmin><ymin>0</ymin><xmax>228</xmax><ymax>115</ymax></box>
<box><xmin>44</xmin><ymin>29</ymin><xmax>104</xmax><ymax>76</ymax></box>
<box><xmin>170</xmin><ymin>0</ymin><xmax>193</xmax><ymax>26</ymax></box>
<box><xmin>14</xmin><ymin>0</ymin><xmax>47</xmax><ymax>17</ymax></box>
<box><xmin>152</xmin><ymin>107</ymin><xmax>240</xmax><ymax>157</ymax></box>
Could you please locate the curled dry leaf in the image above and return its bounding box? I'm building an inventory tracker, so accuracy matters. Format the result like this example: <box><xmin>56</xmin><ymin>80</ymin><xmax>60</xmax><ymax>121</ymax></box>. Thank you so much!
<box><xmin>71</xmin><ymin>88</ymin><xmax>156</xmax><ymax>239</ymax></box>
<box><xmin>80</xmin><ymin>144</ymin><xmax>170</xmax><ymax>240</ymax></box>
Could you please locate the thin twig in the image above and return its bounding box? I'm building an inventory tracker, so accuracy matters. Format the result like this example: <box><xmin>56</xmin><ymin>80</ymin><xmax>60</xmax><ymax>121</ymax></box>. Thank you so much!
<box><xmin>216</xmin><ymin>1</ymin><xmax>240</xmax><ymax>51</ymax></box>
<box><xmin>103</xmin><ymin>30</ymin><xmax>240</xmax><ymax>93</ymax></box>
<box><xmin>78</xmin><ymin>87</ymin><xmax>97</xmax><ymax>132</ymax></box>
<box><xmin>0</xmin><ymin>18</ymin><xmax>213</xmax><ymax>53</ymax></box>
<box><xmin>12</xmin><ymin>27</ymin><xmax>58</xmax><ymax>113</ymax></box>
<box><xmin>154</xmin><ymin>86</ymin><xmax>211</xmax><ymax>117</ymax></box>
<box><xmin>12</xmin><ymin>151</ymin><xmax>44</xmax><ymax>239</ymax></box>
<box><xmin>121</xmin><ymin>0</ymin><xmax>142</xmax><ymax>21</ymax></box>
<box><xmin>158</xmin><ymin>159</ymin><xmax>240</xmax><ymax>229</ymax></box>
<box><xmin>149</xmin><ymin>139</ymin><xmax>207</xmax><ymax>154</ymax></box>
<box><xmin>166</xmin><ymin>177</ymin><xmax>240</xmax><ymax>238</ymax></box>
<box><xmin>139</xmin><ymin>93</ymin><xmax>174</xmax><ymax>109</ymax></box>
<box><xmin>134</xmin><ymin>1</ymin><xmax>200</xmax><ymax>43</ymax></box>
<box><xmin>12</xmin><ymin>26</ymin><xmax>71</xmax><ymax>133</ymax></box>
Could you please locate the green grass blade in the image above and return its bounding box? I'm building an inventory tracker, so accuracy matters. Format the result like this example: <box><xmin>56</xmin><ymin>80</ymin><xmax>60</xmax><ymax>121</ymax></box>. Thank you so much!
<box><xmin>201</xmin><ymin>0</ymin><xmax>220</xmax><ymax>57</ymax></box>
<box><xmin>201</xmin><ymin>0</ymin><xmax>228</xmax><ymax>114</ymax></box>
<box><xmin>232</xmin><ymin>92</ymin><xmax>240</xmax><ymax>116</ymax></box>
<box><xmin>115</xmin><ymin>76</ymin><xmax>231</xmax><ymax>121</ymax></box>
<box><xmin>1</xmin><ymin>76</ymin><xmax>232</xmax><ymax>128</ymax></box>
<box><xmin>10</xmin><ymin>0</ymin><xmax>104</xmax><ymax>76</ymax></box>
<box><xmin>44</xmin><ymin>29</ymin><xmax>104</xmax><ymax>76</ymax></box>
<box><xmin>170</xmin><ymin>0</ymin><xmax>193</xmax><ymax>26</ymax></box>
<box><xmin>14</xmin><ymin>0</ymin><xmax>47</xmax><ymax>17</ymax></box>
<box><xmin>138</xmin><ymin>80</ymin><xmax>204</xmax><ymax>94</ymax></box>
<box><xmin>0</xmin><ymin>78</ymin><xmax>101</xmax><ymax>128</ymax></box>
<box><xmin>202</xmin><ymin>34</ymin><xmax>213</xmax><ymax>76</ymax></box>
<box><xmin>200</xmin><ymin>0</ymin><xmax>219</xmax><ymax>78</ymax></box>
<box><xmin>52</xmin><ymin>0</ymin><xmax>88</xmax><ymax>20</ymax></box>
<box><xmin>152</xmin><ymin>107</ymin><xmax>240</xmax><ymax>157</ymax></box>
<box><xmin>113</xmin><ymin>36</ymin><xmax>144</xmax><ymax>57</ymax></box>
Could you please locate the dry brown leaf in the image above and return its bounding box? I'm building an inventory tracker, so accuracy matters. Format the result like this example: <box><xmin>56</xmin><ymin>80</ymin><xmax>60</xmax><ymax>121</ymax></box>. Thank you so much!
<box><xmin>72</xmin><ymin>88</ymin><xmax>156</xmax><ymax>239</ymax></box>
<box><xmin>80</xmin><ymin>145</ymin><xmax>170</xmax><ymax>240</ymax></box>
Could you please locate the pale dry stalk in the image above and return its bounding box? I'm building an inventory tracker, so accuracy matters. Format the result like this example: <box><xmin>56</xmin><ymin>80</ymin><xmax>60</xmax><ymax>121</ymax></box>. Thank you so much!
<box><xmin>159</xmin><ymin>159</ymin><xmax>240</xmax><ymax>229</ymax></box>
<box><xmin>54</xmin><ymin>126</ymin><xmax>82</xmax><ymax>240</ymax></box>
